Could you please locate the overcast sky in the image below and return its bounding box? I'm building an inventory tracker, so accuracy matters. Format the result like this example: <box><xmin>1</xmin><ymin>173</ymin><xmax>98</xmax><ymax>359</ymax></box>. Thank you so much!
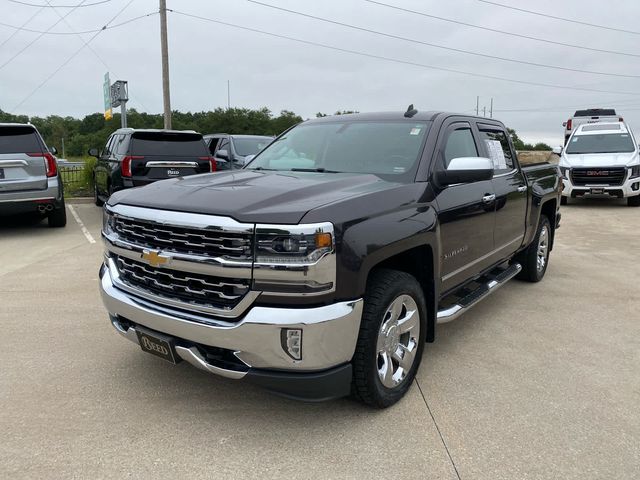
<box><xmin>2</xmin><ymin>0</ymin><xmax>640</xmax><ymax>145</ymax></box>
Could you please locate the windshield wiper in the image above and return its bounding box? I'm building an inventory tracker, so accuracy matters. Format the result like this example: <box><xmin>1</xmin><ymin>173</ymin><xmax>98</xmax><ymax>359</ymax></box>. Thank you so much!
<box><xmin>251</xmin><ymin>167</ymin><xmax>276</xmax><ymax>171</ymax></box>
<box><xmin>289</xmin><ymin>168</ymin><xmax>340</xmax><ymax>173</ymax></box>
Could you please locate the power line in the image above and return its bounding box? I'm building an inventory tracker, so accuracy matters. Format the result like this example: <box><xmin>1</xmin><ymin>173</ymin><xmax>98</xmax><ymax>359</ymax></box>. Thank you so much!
<box><xmin>363</xmin><ymin>0</ymin><xmax>640</xmax><ymax>59</ymax></box>
<box><xmin>478</xmin><ymin>0</ymin><xmax>640</xmax><ymax>36</ymax></box>
<box><xmin>0</xmin><ymin>4</ymin><xmax>46</xmax><ymax>48</ymax></box>
<box><xmin>0</xmin><ymin>0</ymin><xmax>88</xmax><ymax>71</ymax></box>
<box><xmin>169</xmin><ymin>9</ymin><xmax>640</xmax><ymax>98</ymax></box>
<box><xmin>246</xmin><ymin>0</ymin><xmax>640</xmax><ymax>79</ymax></box>
<box><xmin>12</xmin><ymin>0</ymin><xmax>136</xmax><ymax>111</ymax></box>
<box><xmin>0</xmin><ymin>11</ymin><xmax>157</xmax><ymax>35</ymax></box>
<box><xmin>8</xmin><ymin>0</ymin><xmax>111</xmax><ymax>7</ymax></box>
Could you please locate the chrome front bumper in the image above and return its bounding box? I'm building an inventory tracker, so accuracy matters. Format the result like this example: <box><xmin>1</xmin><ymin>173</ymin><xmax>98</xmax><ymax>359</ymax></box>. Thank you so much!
<box><xmin>99</xmin><ymin>262</ymin><xmax>363</xmax><ymax>373</ymax></box>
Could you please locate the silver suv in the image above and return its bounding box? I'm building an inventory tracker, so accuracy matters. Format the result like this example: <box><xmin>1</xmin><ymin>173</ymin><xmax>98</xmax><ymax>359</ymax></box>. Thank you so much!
<box><xmin>0</xmin><ymin>123</ymin><xmax>66</xmax><ymax>227</ymax></box>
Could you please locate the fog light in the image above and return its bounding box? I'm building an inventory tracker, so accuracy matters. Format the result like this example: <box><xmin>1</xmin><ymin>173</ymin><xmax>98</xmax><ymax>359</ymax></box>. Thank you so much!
<box><xmin>281</xmin><ymin>328</ymin><xmax>302</xmax><ymax>361</ymax></box>
<box><xmin>632</xmin><ymin>182</ymin><xmax>639</xmax><ymax>191</ymax></box>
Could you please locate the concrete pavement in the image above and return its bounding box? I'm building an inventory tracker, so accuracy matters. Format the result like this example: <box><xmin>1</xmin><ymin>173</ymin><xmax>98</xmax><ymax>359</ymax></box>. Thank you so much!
<box><xmin>1</xmin><ymin>199</ymin><xmax>638</xmax><ymax>479</ymax></box>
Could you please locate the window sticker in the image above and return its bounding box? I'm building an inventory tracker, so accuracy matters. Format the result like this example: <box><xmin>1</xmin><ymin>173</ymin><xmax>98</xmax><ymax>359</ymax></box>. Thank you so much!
<box><xmin>409</xmin><ymin>127</ymin><xmax>421</xmax><ymax>135</ymax></box>
<box><xmin>484</xmin><ymin>139</ymin><xmax>506</xmax><ymax>169</ymax></box>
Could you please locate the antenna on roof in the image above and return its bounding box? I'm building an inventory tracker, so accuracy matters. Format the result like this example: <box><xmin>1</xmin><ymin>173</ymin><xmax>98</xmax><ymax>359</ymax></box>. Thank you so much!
<box><xmin>404</xmin><ymin>104</ymin><xmax>418</xmax><ymax>118</ymax></box>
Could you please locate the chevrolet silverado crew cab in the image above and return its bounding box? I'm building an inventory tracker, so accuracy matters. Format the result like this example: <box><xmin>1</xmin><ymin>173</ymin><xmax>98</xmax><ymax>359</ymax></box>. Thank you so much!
<box><xmin>90</xmin><ymin>129</ymin><xmax>215</xmax><ymax>206</ymax></box>
<box><xmin>559</xmin><ymin>122</ymin><xmax>640</xmax><ymax>206</ymax></box>
<box><xmin>562</xmin><ymin>108</ymin><xmax>622</xmax><ymax>145</ymax></box>
<box><xmin>0</xmin><ymin>123</ymin><xmax>66</xmax><ymax>227</ymax></box>
<box><xmin>99</xmin><ymin>110</ymin><xmax>561</xmax><ymax>407</ymax></box>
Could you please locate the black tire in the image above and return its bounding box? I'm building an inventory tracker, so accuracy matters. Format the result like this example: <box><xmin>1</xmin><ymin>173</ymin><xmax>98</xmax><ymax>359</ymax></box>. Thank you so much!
<box><xmin>560</xmin><ymin>196</ymin><xmax>568</xmax><ymax>206</ymax></box>
<box><xmin>94</xmin><ymin>177</ymin><xmax>104</xmax><ymax>207</ymax></box>
<box><xmin>627</xmin><ymin>195</ymin><xmax>640</xmax><ymax>207</ymax></box>
<box><xmin>48</xmin><ymin>202</ymin><xmax>67</xmax><ymax>228</ymax></box>
<box><xmin>352</xmin><ymin>269</ymin><xmax>427</xmax><ymax>408</ymax></box>
<box><xmin>516</xmin><ymin>215</ymin><xmax>551</xmax><ymax>282</ymax></box>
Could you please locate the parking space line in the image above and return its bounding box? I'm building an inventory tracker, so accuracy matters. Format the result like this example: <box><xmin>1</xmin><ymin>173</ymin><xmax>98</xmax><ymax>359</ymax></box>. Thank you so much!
<box><xmin>67</xmin><ymin>204</ymin><xmax>96</xmax><ymax>244</ymax></box>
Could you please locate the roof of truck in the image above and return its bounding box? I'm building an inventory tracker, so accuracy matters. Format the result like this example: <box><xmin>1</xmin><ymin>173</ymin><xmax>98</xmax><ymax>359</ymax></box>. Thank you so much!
<box><xmin>574</xmin><ymin>122</ymin><xmax>629</xmax><ymax>135</ymax></box>
<box><xmin>307</xmin><ymin>111</ymin><xmax>495</xmax><ymax>123</ymax></box>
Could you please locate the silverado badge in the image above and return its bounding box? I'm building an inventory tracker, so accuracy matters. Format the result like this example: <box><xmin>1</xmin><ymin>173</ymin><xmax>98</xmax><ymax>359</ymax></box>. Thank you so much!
<box><xmin>141</xmin><ymin>249</ymin><xmax>171</xmax><ymax>268</ymax></box>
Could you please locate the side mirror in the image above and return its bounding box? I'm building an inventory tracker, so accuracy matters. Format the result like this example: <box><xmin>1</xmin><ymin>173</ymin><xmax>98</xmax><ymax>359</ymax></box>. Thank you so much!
<box><xmin>49</xmin><ymin>146</ymin><xmax>58</xmax><ymax>155</ymax></box>
<box><xmin>216</xmin><ymin>149</ymin><xmax>229</xmax><ymax>160</ymax></box>
<box><xmin>88</xmin><ymin>148</ymin><xmax>99</xmax><ymax>158</ymax></box>
<box><xmin>436</xmin><ymin>157</ymin><xmax>493</xmax><ymax>185</ymax></box>
<box><xmin>552</xmin><ymin>146</ymin><xmax>562</xmax><ymax>155</ymax></box>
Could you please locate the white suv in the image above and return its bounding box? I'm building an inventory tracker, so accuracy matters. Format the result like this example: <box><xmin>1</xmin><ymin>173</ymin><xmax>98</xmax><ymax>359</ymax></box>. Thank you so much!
<box><xmin>559</xmin><ymin>122</ymin><xmax>640</xmax><ymax>207</ymax></box>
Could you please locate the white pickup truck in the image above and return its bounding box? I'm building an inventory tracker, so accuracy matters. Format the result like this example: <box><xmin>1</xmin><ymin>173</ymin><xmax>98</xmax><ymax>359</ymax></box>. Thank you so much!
<box><xmin>559</xmin><ymin>122</ymin><xmax>640</xmax><ymax>206</ymax></box>
<box><xmin>563</xmin><ymin>108</ymin><xmax>622</xmax><ymax>144</ymax></box>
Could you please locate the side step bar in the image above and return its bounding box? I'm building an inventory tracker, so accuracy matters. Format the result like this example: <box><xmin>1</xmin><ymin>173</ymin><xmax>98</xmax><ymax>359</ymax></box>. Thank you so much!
<box><xmin>437</xmin><ymin>263</ymin><xmax>522</xmax><ymax>324</ymax></box>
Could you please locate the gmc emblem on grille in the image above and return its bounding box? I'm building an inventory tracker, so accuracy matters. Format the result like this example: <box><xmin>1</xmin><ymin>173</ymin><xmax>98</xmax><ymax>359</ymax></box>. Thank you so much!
<box><xmin>586</xmin><ymin>171</ymin><xmax>608</xmax><ymax>176</ymax></box>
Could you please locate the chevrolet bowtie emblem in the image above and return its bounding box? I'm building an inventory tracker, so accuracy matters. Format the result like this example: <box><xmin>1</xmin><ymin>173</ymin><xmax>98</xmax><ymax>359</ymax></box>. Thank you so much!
<box><xmin>141</xmin><ymin>249</ymin><xmax>171</xmax><ymax>267</ymax></box>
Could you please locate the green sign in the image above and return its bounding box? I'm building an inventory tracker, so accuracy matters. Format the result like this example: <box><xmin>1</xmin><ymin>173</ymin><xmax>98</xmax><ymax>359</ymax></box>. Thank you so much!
<box><xmin>103</xmin><ymin>72</ymin><xmax>112</xmax><ymax>120</ymax></box>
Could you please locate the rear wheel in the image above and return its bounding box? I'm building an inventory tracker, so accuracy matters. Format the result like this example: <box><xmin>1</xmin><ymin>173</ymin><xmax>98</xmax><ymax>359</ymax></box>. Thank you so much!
<box><xmin>627</xmin><ymin>195</ymin><xmax>640</xmax><ymax>207</ymax></box>
<box><xmin>352</xmin><ymin>269</ymin><xmax>427</xmax><ymax>408</ymax></box>
<box><xmin>94</xmin><ymin>176</ymin><xmax>104</xmax><ymax>207</ymax></box>
<box><xmin>516</xmin><ymin>216</ymin><xmax>551</xmax><ymax>282</ymax></box>
<box><xmin>48</xmin><ymin>201</ymin><xmax>67</xmax><ymax>228</ymax></box>
<box><xmin>560</xmin><ymin>196</ymin><xmax>568</xmax><ymax>206</ymax></box>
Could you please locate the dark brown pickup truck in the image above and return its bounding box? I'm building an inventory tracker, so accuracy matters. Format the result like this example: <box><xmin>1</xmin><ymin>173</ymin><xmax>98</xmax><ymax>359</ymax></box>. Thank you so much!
<box><xmin>99</xmin><ymin>110</ymin><xmax>561</xmax><ymax>407</ymax></box>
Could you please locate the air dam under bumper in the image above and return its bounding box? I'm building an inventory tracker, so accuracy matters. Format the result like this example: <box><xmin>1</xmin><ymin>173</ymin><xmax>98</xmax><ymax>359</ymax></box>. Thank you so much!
<box><xmin>99</xmin><ymin>263</ymin><xmax>363</xmax><ymax>400</ymax></box>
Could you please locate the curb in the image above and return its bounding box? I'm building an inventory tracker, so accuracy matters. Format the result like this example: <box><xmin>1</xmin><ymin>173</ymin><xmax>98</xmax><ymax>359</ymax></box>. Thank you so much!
<box><xmin>66</xmin><ymin>197</ymin><xmax>94</xmax><ymax>204</ymax></box>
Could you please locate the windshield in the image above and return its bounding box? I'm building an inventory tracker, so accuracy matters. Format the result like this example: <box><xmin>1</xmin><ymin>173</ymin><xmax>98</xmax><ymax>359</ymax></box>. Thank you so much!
<box><xmin>0</xmin><ymin>127</ymin><xmax>42</xmax><ymax>154</ymax></box>
<box><xmin>233</xmin><ymin>137</ymin><xmax>272</xmax><ymax>157</ymax></box>
<box><xmin>246</xmin><ymin>121</ymin><xmax>429</xmax><ymax>178</ymax></box>
<box><xmin>565</xmin><ymin>133</ymin><xmax>635</xmax><ymax>154</ymax></box>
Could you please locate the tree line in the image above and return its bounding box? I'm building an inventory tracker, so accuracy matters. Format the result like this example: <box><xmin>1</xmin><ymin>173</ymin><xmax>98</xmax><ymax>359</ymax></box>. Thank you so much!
<box><xmin>0</xmin><ymin>107</ymin><xmax>550</xmax><ymax>158</ymax></box>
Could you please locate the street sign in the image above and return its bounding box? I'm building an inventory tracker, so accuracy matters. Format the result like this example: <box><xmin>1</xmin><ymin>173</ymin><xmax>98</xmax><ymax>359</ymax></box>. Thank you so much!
<box><xmin>103</xmin><ymin>72</ymin><xmax>112</xmax><ymax>120</ymax></box>
<box><xmin>110</xmin><ymin>80</ymin><xmax>128</xmax><ymax>108</ymax></box>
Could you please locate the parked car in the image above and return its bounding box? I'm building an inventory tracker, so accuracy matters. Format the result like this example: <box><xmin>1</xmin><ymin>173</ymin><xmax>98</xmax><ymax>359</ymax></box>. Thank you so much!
<box><xmin>99</xmin><ymin>110</ymin><xmax>561</xmax><ymax>407</ymax></box>
<box><xmin>204</xmin><ymin>134</ymin><xmax>273</xmax><ymax>170</ymax></box>
<box><xmin>90</xmin><ymin>129</ymin><xmax>215</xmax><ymax>206</ymax></box>
<box><xmin>563</xmin><ymin>108</ymin><xmax>622</xmax><ymax>145</ymax></box>
<box><xmin>0</xmin><ymin>123</ymin><xmax>66</xmax><ymax>227</ymax></box>
<box><xmin>558</xmin><ymin>122</ymin><xmax>640</xmax><ymax>206</ymax></box>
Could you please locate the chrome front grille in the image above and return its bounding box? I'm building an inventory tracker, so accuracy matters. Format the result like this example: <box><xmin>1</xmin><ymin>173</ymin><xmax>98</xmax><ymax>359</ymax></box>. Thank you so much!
<box><xmin>570</xmin><ymin>167</ymin><xmax>626</xmax><ymax>186</ymax></box>
<box><xmin>113</xmin><ymin>216</ymin><xmax>252</xmax><ymax>259</ymax></box>
<box><xmin>115</xmin><ymin>255</ymin><xmax>251</xmax><ymax>310</ymax></box>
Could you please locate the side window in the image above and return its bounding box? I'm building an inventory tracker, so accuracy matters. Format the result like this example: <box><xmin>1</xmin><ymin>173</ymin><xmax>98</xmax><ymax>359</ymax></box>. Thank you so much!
<box><xmin>479</xmin><ymin>128</ymin><xmax>514</xmax><ymax>173</ymax></box>
<box><xmin>115</xmin><ymin>134</ymin><xmax>128</xmax><ymax>155</ymax></box>
<box><xmin>443</xmin><ymin>127</ymin><xmax>479</xmax><ymax>167</ymax></box>
<box><xmin>217</xmin><ymin>138</ymin><xmax>229</xmax><ymax>154</ymax></box>
<box><xmin>101</xmin><ymin>135</ymin><xmax>115</xmax><ymax>157</ymax></box>
<box><xmin>207</xmin><ymin>138</ymin><xmax>219</xmax><ymax>155</ymax></box>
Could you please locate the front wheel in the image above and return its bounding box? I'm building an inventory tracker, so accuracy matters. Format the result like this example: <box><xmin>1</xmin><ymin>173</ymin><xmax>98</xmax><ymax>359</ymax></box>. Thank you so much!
<box><xmin>627</xmin><ymin>195</ymin><xmax>640</xmax><ymax>207</ymax></box>
<box><xmin>94</xmin><ymin>177</ymin><xmax>104</xmax><ymax>207</ymax></box>
<box><xmin>516</xmin><ymin>215</ymin><xmax>551</xmax><ymax>282</ymax></box>
<box><xmin>560</xmin><ymin>196</ymin><xmax>568</xmax><ymax>206</ymax></box>
<box><xmin>352</xmin><ymin>269</ymin><xmax>427</xmax><ymax>408</ymax></box>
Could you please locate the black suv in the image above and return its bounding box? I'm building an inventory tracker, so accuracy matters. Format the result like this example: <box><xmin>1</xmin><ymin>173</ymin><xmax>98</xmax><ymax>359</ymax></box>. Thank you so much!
<box><xmin>91</xmin><ymin>129</ymin><xmax>214</xmax><ymax>206</ymax></box>
<box><xmin>204</xmin><ymin>134</ymin><xmax>273</xmax><ymax>170</ymax></box>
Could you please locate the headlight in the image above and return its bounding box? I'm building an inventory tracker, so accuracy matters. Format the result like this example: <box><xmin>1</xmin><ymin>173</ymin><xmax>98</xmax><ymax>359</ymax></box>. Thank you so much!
<box><xmin>630</xmin><ymin>165</ymin><xmax>640</xmax><ymax>179</ymax></box>
<box><xmin>559</xmin><ymin>166</ymin><xmax>569</xmax><ymax>179</ymax></box>
<box><xmin>253</xmin><ymin>223</ymin><xmax>336</xmax><ymax>295</ymax></box>
<box><xmin>102</xmin><ymin>208</ymin><xmax>115</xmax><ymax>234</ymax></box>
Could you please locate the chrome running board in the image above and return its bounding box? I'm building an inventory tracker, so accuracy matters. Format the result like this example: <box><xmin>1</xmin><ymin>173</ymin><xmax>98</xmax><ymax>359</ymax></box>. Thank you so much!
<box><xmin>437</xmin><ymin>263</ymin><xmax>522</xmax><ymax>324</ymax></box>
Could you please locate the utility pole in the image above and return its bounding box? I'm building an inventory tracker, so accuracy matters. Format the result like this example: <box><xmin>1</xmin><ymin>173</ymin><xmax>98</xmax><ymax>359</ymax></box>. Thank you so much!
<box><xmin>483</xmin><ymin>106</ymin><xmax>486</xmax><ymax>117</ymax></box>
<box><xmin>476</xmin><ymin>96</ymin><xmax>479</xmax><ymax>116</ymax></box>
<box><xmin>490</xmin><ymin>98</ymin><xmax>493</xmax><ymax>118</ymax></box>
<box><xmin>61</xmin><ymin>137</ymin><xmax>65</xmax><ymax>158</ymax></box>
<box><xmin>227</xmin><ymin>80</ymin><xmax>230</xmax><ymax>110</ymax></box>
<box><xmin>159</xmin><ymin>0</ymin><xmax>172</xmax><ymax>129</ymax></box>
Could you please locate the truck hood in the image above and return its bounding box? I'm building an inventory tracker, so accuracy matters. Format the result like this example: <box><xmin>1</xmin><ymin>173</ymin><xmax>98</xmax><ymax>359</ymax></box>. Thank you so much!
<box><xmin>561</xmin><ymin>151</ymin><xmax>638</xmax><ymax>167</ymax></box>
<box><xmin>108</xmin><ymin>170</ymin><xmax>401</xmax><ymax>224</ymax></box>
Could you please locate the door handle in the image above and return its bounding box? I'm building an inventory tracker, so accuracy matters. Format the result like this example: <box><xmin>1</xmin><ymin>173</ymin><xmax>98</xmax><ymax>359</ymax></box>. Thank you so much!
<box><xmin>482</xmin><ymin>194</ymin><xmax>496</xmax><ymax>203</ymax></box>
<box><xmin>517</xmin><ymin>185</ymin><xmax>527</xmax><ymax>193</ymax></box>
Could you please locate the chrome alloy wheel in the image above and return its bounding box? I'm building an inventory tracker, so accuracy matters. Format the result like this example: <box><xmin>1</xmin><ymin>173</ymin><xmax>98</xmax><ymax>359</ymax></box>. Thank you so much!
<box><xmin>376</xmin><ymin>294</ymin><xmax>420</xmax><ymax>389</ymax></box>
<box><xmin>537</xmin><ymin>225</ymin><xmax>549</xmax><ymax>272</ymax></box>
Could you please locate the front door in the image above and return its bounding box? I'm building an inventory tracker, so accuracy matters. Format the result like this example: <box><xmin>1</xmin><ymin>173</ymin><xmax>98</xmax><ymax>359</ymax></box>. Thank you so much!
<box><xmin>434</xmin><ymin>121</ymin><xmax>497</xmax><ymax>294</ymax></box>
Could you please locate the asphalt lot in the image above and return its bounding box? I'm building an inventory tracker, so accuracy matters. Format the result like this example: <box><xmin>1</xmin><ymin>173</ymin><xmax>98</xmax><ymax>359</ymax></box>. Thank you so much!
<box><xmin>1</xmin><ymin>199</ymin><xmax>639</xmax><ymax>479</ymax></box>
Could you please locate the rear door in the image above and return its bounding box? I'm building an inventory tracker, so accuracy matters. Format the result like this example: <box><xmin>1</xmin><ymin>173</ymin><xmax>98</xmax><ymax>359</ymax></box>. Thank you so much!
<box><xmin>0</xmin><ymin>125</ymin><xmax>48</xmax><ymax>193</ymax></box>
<box><xmin>434</xmin><ymin>120</ymin><xmax>497</xmax><ymax>294</ymax></box>
<box><xmin>128</xmin><ymin>132</ymin><xmax>210</xmax><ymax>184</ymax></box>
<box><xmin>477</xmin><ymin>124</ymin><xmax>528</xmax><ymax>258</ymax></box>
